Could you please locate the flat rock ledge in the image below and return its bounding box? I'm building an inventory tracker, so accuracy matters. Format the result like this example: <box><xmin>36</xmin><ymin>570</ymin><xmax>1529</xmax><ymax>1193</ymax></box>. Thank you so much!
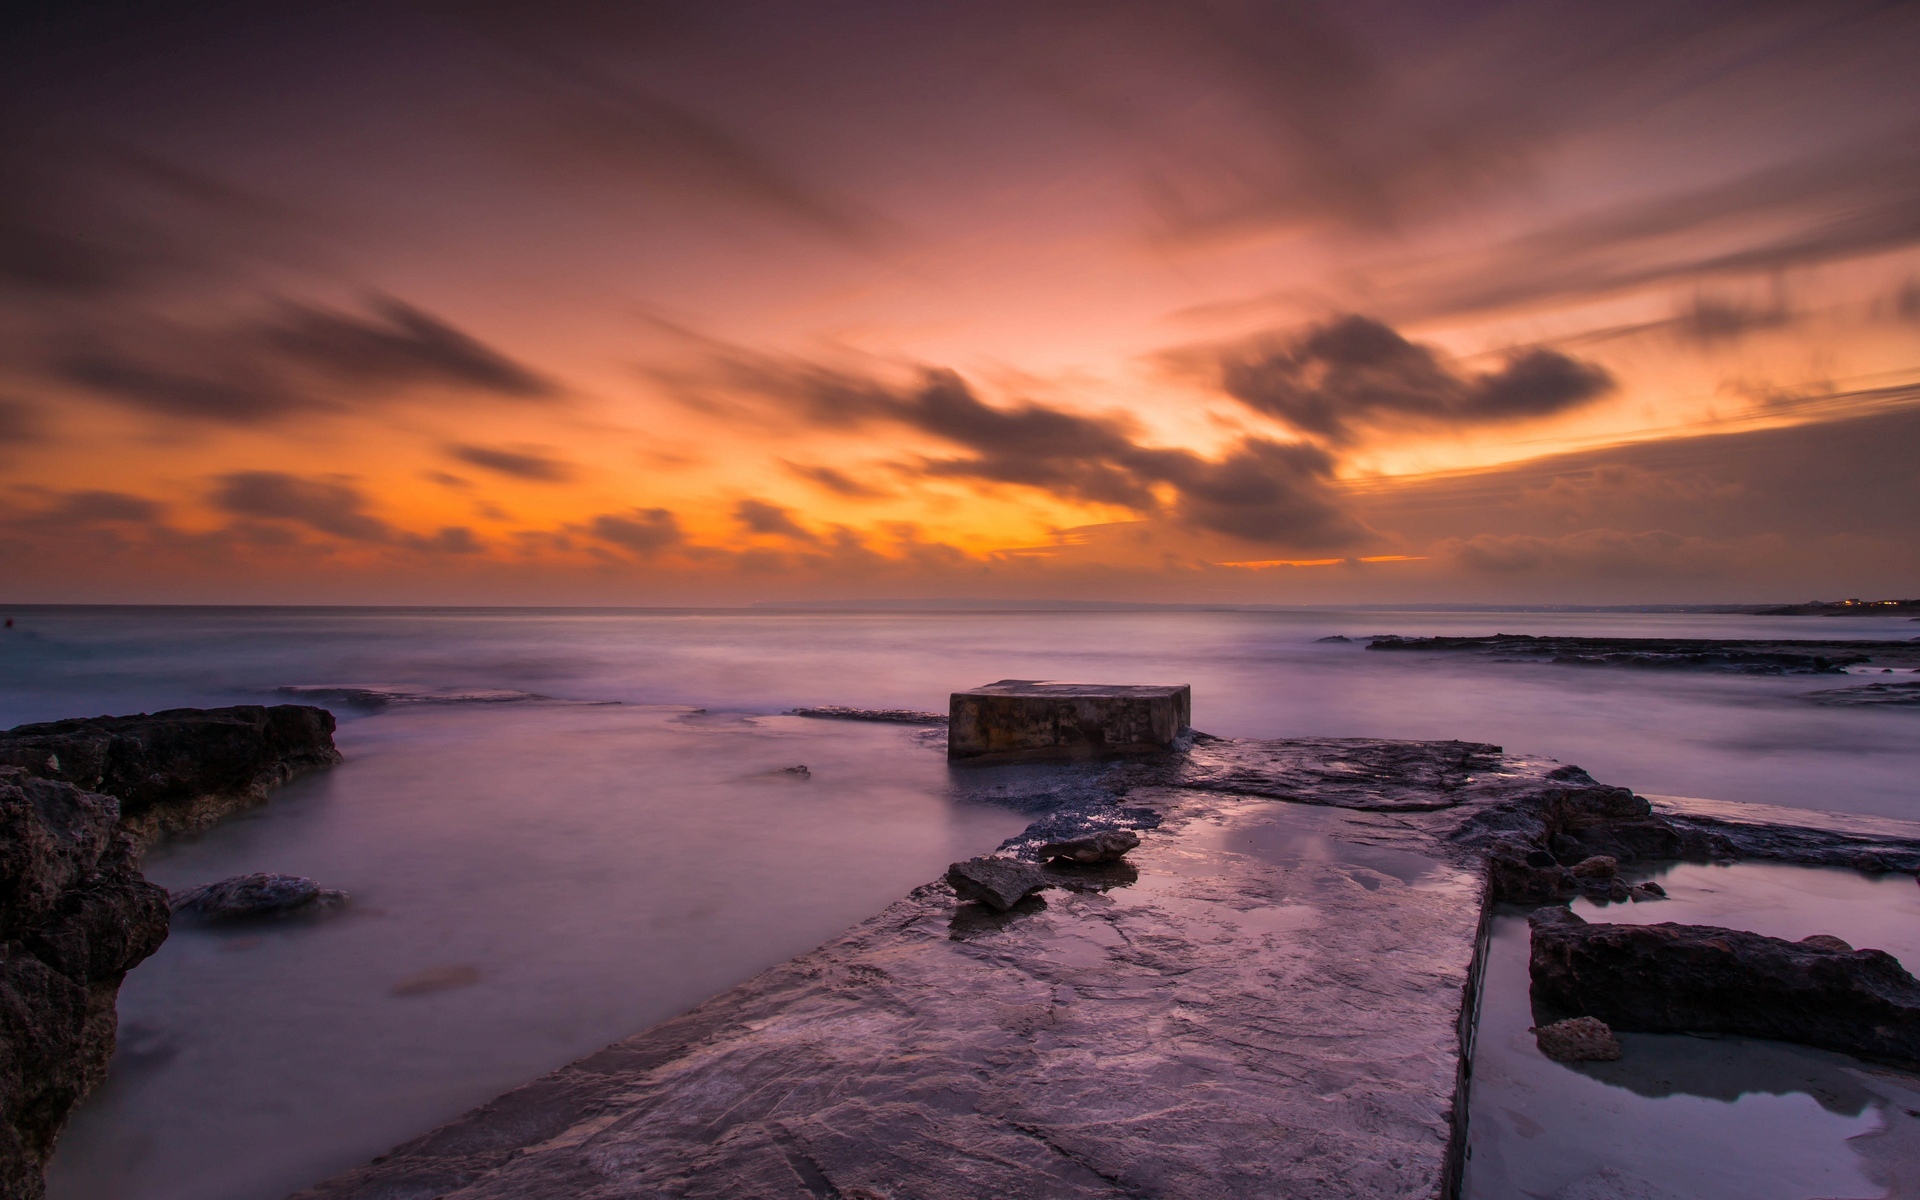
<box><xmin>293</xmin><ymin>737</ymin><xmax>1920</xmax><ymax>1200</ymax></box>
<box><xmin>0</xmin><ymin>705</ymin><xmax>342</xmax><ymax>846</ymax></box>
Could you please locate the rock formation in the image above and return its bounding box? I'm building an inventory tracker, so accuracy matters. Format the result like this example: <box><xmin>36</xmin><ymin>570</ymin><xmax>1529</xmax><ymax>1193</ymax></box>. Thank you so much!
<box><xmin>1037</xmin><ymin>830</ymin><xmax>1139</xmax><ymax>864</ymax></box>
<box><xmin>1533</xmin><ymin>1017</ymin><xmax>1622</xmax><ymax>1062</ymax></box>
<box><xmin>0</xmin><ymin>705</ymin><xmax>342</xmax><ymax>846</ymax></box>
<box><xmin>947</xmin><ymin>681</ymin><xmax>1190</xmax><ymax>762</ymax></box>
<box><xmin>1363</xmin><ymin>633</ymin><xmax>1920</xmax><ymax>673</ymax></box>
<box><xmin>945</xmin><ymin>857</ymin><xmax>1055</xmax><ymax>911</ymax></box>
<box><xmin>0</xmin><ymin>769</ymin><xmax>168</xmax><ymax>1200</ymax></box>
<box><xmin>1529</xmin><ymin>909</ymin><xmax>1920</xmax><ymax>1069</ymax></box>
<box><xmin>169</xmin><ymin>873</ymin><xmax>348</xmax><ymax>921</ymax></box>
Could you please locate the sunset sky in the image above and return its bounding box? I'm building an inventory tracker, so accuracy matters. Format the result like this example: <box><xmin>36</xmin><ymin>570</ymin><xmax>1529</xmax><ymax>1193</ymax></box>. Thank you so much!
<box><xmin>4</xmin><ymin>0</ymin><xmax>1918</xmax><ymax>604</ymax></box>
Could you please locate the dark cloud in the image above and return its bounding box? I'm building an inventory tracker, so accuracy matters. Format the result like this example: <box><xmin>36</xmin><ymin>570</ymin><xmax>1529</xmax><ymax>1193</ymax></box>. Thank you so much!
<box><xmin>1673</xmin><ymin>295</ymin><xmax>1794</xmax><ymax>346</ymax></box>
<box><xmin>448</xmin><ymin>443</ymin><xmax>575</xmax><ymax>481</ymax></box>
<box><xmin>784</xmin><ymin>462</ymin><xmax>890</xmax><ymax>498</ymax></box>
<box><xmin>590</xmin><ymin>507</ymin><xmax>682</xmax><ymax>556</ymax></box>
<box><xmin>733</xmin><ymin>498</ymin><xmax>816</xmax><ymax>542</ymax></box>
<box><xmin>9</xmin><ymin>489</ymin><xmax>165</xmax><ymax>528</ymax></box>
<box><xmin>0</xmin><ymin>398</ymin><xmax>44</xmax><ymax>443</ymax></box>
<box><xmin>257</xmin><ymin>297</ymin><xmax>555</xmax><ymax>397</ymax></box>
<box><xmin>55</xmin><ymin>350</ymin><xmax>301</xmax><ymax>423</ymax></box>
<box><xmin>1218</xmin><ymin>315</ymin><xmax>1613</xmax><ymax>444</ymax></box>
<box><xmin>407</xmin><ymin>525</ymin><xmax>483</xmax><ymax>554</ymax></box>
<box><xmin>55</xmin><ymin>297</ymin><xmax>555</xmax><ymax>424</ymax></box>
<box><xmin>210</xmin><ymin>471</ymin><xmax>394</xmax><ymax>541</ymax></box>
<box><xmin>685</xmin><ymin>348</ymin><xmax>1364</xmax><ymax>547</ymax></box>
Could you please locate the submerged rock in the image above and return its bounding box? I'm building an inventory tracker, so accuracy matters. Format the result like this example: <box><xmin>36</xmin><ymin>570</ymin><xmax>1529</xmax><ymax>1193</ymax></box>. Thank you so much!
<box><xmin>0</xmin><ymin>705</ymin><xmax>342</xmax><ymax>846</ymax></box>
<box><xmin>170</xmin><ymin>873</ymin><xmax>347</xmax><ymax>921</ymax></box>
<box><xmin>945</xmin><ymin>857</ymin><xmax>1055</xmax><ymax>911</ymax></box>
<box><xmin>0</xmin><ymin>769</ymin><xmax>168</xmax><ymax>1200</ymax></box>
<box><xmin>1529</xmin><ymin>910</ymin><xmax>1920</xmax><ymax>1068</ymax></box>
<box><xmin>1533</xmin><ymin>1016</ymin><xmax>1622</xmax><ymax>1062</ymax></box>
<box><xmin>788</xmin><ymin>706</ymin><xmax>946</xmax><ymax>725</ymax></box>
<box><xmin>1037</xmin><ymin>830</ymin><xmax>1139</xmax><ymax>864</ymax></box>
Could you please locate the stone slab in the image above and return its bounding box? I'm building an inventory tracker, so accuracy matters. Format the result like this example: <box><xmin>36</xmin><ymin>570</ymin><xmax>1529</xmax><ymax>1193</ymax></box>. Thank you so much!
<box><xmin>948</xmin><ymin>680</ymin><xmax>1191</xmax><ymax>762</ymax></box>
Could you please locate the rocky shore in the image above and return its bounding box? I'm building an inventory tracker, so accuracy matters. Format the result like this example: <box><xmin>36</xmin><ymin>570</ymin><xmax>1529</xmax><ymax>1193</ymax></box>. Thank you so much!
<box><xmin>289</xmin><ymin>734</ymin><xmax>1920</xmax><ymax>1200</ymax></box>
<box><xmin>0</xmin><ymin>705</ymin><xmax>339</xmax><ymax>1199</ymax></box>
<box><xmin>1362</xmin><ymin>633</ymin><xmax>1920</xmax><ymax>674</ymax></box>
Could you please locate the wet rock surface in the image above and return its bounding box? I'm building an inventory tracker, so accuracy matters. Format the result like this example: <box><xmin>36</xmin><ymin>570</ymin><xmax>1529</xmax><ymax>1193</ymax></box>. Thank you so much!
<box><xmin>0</xmin><ymin>705</ymin><xmax>342</xmax><ymax>846</ymax></box>
<box><xmin>170</xmin><ymin>873</ymin><xmax>348</xmax><ymax>921</ymax></box>
<box><xmin>1363</xmin><ymin>633</ymin><xmax>1920</xmax><ymax>673</ymax></box>
<box><xmin>1529</xmin><ymin>909</ymin><xmax>1920</xmax><ymax>1069</ymax></box>
<box><xmin>0</xmin><ymin>769</ymin><xmax>168</xmax><ymax>1200</ymax></box>
<box><xmin>292</xmin><ymin>734</ymin><xmax>1920</xmax><ymax>1200</ymax></box>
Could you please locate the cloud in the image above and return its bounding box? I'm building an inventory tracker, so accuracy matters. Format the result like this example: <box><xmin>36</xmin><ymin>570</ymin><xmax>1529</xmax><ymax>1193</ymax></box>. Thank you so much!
<box><xmin>257</xmin><ymin>297</ymin><xmax>555</xmax><ymax>397</ymax></box>
<box><xmin>210</xmin><ymin>471</ymin><xmax>394</xmax><ymax>541</ymax></box>
<box><xmin>0</xmin><ymin>398</ymin><xmax>44</xmax><ymax>443</ymax></box>
<box><xmin>1217</xmin><ymin>315</ymin><xmax>1613</xmax><ymax>444</ymax></box>
<box><xmin>784</xmin><ymin>461</ymin><xmax>890</xmax><ymax>498</ymax></box>
<box><xmin>8</xmin><ymin>489</ymin><xmax>166</xmax><ymax>528</ymax></box>
<box><xmin>733</xmin><ymin>498</ymin><xmax>816</xmax><ymax>542</ymax></box>
<box><xmin>448</xmin><ymin>443</ymin><xmax>575</xmax><ymax>481</ymax></box>
<box><xmin>590</xmin><ymin>507</ymin><xmax>682</xmax><ymax>556</ymax></box>
<box><xmin>54</xmin><ymin>296</ymin><xmax>556</xmax><ymax>425</ymax></box>
<box><xmin>406</xmin><ymin>525</ymin><xmax>483</xmax><ymax>554</ymax></box>
<box><xmin>674</xmin><ymin>345</ymin><xmax>1365</xmax><ymax>548</ymax></box>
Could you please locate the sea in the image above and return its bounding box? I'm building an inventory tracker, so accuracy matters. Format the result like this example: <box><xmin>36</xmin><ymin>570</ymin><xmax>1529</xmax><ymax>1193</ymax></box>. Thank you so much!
<box><xmin>3</xmin><ymin>604</ymin><xmax>1915</xmax><ymax>1200</ymax></box>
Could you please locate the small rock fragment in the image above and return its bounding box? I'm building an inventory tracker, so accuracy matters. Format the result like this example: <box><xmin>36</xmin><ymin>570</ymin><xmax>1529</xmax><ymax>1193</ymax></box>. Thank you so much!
<box><xmin>1533</xmin><ymin>1016</ymin><xmax>1623</xmax><ymax>1062</ymax></box>
<box><xmin>1037</xmin><ymin>829</ymin><xmax>1140</xmax><ymax>864</ymax></box>
<box><xmin>1637</xmin><ymin>880</ymin><xmax>1665</xmax><ymax>897</ymax></box>
<box><xmin>946</xmin><ymin>857</ymin><xmax>1054</xmax><ymax>912</ymax></box>
<box><xmin>1570</xmin><ymin>855</ymin><xmax>1619</xmax><ymax>880</ymax></box>
<box><xmin>1628</xmin><ymin>883</ymin><xmax>1665</xmax><ymax>903</ymax></box>
<box><xmin>778</xmin><ymin>765</ymin><xmax>811</xmax><ymax>778</ymax></box>
<box><xmin>170</xmin><ymin>872</ymin><xmax>347</xmax><ymax>920</ymax></box>
<box><xmin>1799</xmin><ymin>934</ymin><xmax>1854</xmax><ymax>953</ymax></box>
<box><xmin>1606</xmin><ymin>878</ymin><xmax>1632</xmax><ymax>903</ymax></box>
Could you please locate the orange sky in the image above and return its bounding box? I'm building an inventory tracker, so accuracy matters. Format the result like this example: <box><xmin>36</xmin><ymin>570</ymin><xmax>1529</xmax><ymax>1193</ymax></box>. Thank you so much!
<box><xmin>3</xmin><ymin>0</ymin><xmax>1918</xmax><ymax>604</ymax></box>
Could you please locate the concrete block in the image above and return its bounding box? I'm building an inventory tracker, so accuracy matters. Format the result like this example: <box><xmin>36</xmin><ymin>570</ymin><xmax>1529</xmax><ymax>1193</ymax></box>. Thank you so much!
<box><xmin>947</xmin><ymin>680</ymin><xmax>1191</xmax><ymax>763</ymax></box>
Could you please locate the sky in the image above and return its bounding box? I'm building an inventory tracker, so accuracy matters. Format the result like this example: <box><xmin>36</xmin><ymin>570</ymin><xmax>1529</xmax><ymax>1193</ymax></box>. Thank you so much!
<box><xmin>3</xmin><ymin>0</ymin><xmax>1918</xmax><ymax>605</ymax></box>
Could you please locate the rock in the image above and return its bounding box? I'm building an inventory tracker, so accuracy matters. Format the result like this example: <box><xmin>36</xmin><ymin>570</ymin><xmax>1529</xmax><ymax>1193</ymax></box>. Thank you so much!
<box><xmin>947</xmin><ymin>681</ymin><xmax>1191</xmax><ymax>763</ymax></box>
<box><xmin>1036</xmin><ymin>830</ymin><xmax>1139</xmax><ymax>864</ymax></box>
<box><xmin>1799</xmin><ymin>934</ymin><xmax>1853</xmax><ymax>953</ymax></box>
<box><xmin>0</xmin><ymin>705</ymin><xmax>342</xmax><ymax>846</ymax></box>
<box><xmin>0</xmin><ymin>769</ymin><xmax>169</xmax><ymax>1200</ymax></box>
<box><xmin>1488</xmin><ymin>838</ymin><xmax>1577</xmax><ymax>903</ymax></box>
<box><xmin>169</xmin><ymin>873</ymin><xmax>347</xmax><ymax>921</ymax></box>
<box><xmin>1570</xmin><ymin>855</ymin><xmax>1618</xmax><ymax>880</ymax></box>
<box><xmin>944</xmin><ymin>857</ymin><xmax>1055</xmax><ymax>912</ymax></box>
<box><xmin>1315</xmin><ymin>635</ymin><xmax>1352</xmax><ymax>643</ymax></box>
<box><xmin>1529</xmin><ymin>911</ymin><xmax>1920</xmax><ymax>1068</ymax></box>
<box><xmin>1362</xmin><ymin>633</ymin><xmax>1919</xmax><ymax>674</ymax></box>
<box><xmin>788</xmin><ymin>707</ymin><xmax>946</xmax><ymax>726</ymax></box>
<box><xmin>1533</xmin><ymin>1016</ymin><xmax>1622</xmax><ymax>1062</ymax></box>
<box><xmin>1627</xmin><ymin>883</ymin><xmax>1665</xmax><ymax>902</ymax></box>
<box><xmin>778</xmin><ymin>765</ymin><xmax>811</xmax><ymax>778</ymax></box>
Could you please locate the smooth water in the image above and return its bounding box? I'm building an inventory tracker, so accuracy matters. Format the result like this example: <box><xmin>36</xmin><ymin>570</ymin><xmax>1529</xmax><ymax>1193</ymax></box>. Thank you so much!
<box><xmin>2</xmin><ymin>605</ymin><xmax>1915</xmax><ymax>1199</ymax></box>
<box><xmin>1466</xmin><ymin>864</ymin><xmax>1920</xmax><ymax>1200</ymax></box>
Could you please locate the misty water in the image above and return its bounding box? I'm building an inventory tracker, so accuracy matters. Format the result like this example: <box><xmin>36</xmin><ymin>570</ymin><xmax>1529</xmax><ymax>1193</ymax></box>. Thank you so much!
<box><xmin>3</xmin><ymin>605</ymin><xmax>1916</xmax><ymax>1200</ymax></box>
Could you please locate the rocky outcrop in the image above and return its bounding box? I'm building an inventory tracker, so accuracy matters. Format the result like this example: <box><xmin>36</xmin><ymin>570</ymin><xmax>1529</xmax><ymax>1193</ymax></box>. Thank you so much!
<box><xmin>169</xmin><ymin>873</ymin><xmax>347</xmax><ymax>921</ymax></box>
<box><xmin>1364</xmin><ymin>633</ymin><xmax>1920</xmax><ymax>673</ymax></box>
<box><xmin>947</xmin><ymin>681</ymin><xmax>1191</xmax><ymax>762</ymax></box>
<box><xmin>1037</xmin><ymin>830</ymin><xmax>1138</xmax><ymax>864</ymax></box>
<box><xmin>1528</xmin><ymin>909</ymin><xmax>1920</xmax><ymax>1069</ymax></box>
<box><xmin>0</xmin><ymin>769</ymin><xmax>169</xmax><ymax>1200</ymax></box>
<box><xmin>788</xmin><ymin>706</ymin><xmax>947</xmax><ymax>725</ymax></box>
<box><xmin>1533</xmin><ymin>1016</ymin><xmax>1621</xmax><ymax>1062</ymax></box>
<box><xmin>0</xmin><ymin>705</ymin><xmax>342</xmax><ymax>846</ymax></box>
<box><xmin>945</xmin><ymin>857</ymin><xmax>1054</xmax><ymax>911</ymax></box>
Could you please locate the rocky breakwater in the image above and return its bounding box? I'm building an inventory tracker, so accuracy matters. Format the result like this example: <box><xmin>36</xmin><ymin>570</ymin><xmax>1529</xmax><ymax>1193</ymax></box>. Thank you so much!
<box><xmin>0</xmin><ymin>769</ymin><xmax>168</xmax><ymax>1200</ymax></box>
<box><xmin>0</xmin><ymin>705</ymin><xmax>341</xmax><ymax>1197</ymax></box>
<box><xmin>0</xmin><ymin>705</ymin><xmax>342</xmax><ymax>846</ymax></box>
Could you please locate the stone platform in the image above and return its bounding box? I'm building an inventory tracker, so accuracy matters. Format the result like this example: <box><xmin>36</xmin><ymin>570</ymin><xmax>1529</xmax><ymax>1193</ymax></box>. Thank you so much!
<box><xmin>288</xmin><ymin>735</ymin><xmax>1920</xmax><ymax>1200</ymax></box>
<box><xmin>948</xmin><ymin>681</ymin><xmax>1191</xmax><ymax>763</ymax></box>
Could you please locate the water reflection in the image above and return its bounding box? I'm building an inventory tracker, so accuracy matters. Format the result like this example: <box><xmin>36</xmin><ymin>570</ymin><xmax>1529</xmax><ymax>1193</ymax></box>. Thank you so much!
<box><xmin>1467</xmin><ymin>861</ymin><xmax>1920</xmax><ymax>1199</ymax></box>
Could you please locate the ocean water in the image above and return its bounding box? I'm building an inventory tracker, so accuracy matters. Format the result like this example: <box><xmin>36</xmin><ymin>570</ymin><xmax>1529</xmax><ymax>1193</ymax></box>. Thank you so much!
<box><xmin>3</xmin><ymin>605</ymin><xmax>1916</xmax><ymax>1200</ymax></box>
